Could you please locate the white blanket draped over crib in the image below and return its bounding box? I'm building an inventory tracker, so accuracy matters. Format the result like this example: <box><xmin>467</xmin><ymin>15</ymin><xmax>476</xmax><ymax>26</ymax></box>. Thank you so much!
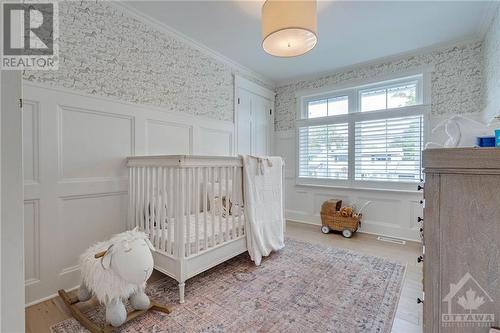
<box><xmin>242</xmin><ymin>155</ymin><xmax>285</xmax><ymax>266</ymax></box>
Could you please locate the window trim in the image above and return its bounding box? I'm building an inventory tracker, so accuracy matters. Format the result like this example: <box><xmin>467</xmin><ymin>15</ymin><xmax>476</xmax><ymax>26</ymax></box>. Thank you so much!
<box><xmin>295</xmin><ymin>73</ymin><xmax>430</xmax><ymax>191</ymax></box>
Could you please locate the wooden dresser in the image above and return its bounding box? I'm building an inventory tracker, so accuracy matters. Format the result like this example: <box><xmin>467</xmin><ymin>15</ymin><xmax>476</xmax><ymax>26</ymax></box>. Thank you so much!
<box><xmin>422</xmin><ymin>148</ymin><xmax>500</xmax><ymax>332</ymax></box>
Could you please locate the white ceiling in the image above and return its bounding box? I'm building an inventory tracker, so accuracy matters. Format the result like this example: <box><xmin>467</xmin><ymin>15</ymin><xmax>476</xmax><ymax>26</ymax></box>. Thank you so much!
<box><xmin>126</xmin><ymin>1</ymin><xmax>495</xmax><ymax>84</ymax></box>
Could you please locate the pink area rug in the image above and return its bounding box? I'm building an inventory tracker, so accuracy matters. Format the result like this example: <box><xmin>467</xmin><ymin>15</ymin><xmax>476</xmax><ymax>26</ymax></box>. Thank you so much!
<box><xmin>51</xmin><ymin>238</ymin><xmax>405</xmax><ymax>333</ymax></box>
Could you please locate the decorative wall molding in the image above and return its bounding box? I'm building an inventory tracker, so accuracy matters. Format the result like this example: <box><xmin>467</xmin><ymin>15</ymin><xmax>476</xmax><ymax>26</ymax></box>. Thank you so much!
<box><xmin>23</xmin><ymin>83</ymin><xmax>236</xmax><ymax>306</ymax></box>
<box><xmin>145</xmin><ymin>119</ymin><xmax>194</xmax><ymax>155</ymax></box>
<box><xmin>57</xmin><ymin>105</ymin><xmax>135</xmax><ymax>182</ymax></box>
<box><xmin>198</xmin><ymin>127</ymin><xmax>233</xmax><ymax>156</ymax></box>
<box><xmin>59</xmin><ymin>265</ymin><xmax>80</xmax><ymax>278</ymax></box>
<box><xmin>24</xmin><ymin>82</ymin><xmax>233</xmax><ymax>128</ymax></box>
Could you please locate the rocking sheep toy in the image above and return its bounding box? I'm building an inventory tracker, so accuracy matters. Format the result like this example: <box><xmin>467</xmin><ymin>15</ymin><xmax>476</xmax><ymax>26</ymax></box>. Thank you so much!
<box><xmin>58</xmin><ymin>228</ymin><xmax>170</xmax><ymax>333</ymax></box>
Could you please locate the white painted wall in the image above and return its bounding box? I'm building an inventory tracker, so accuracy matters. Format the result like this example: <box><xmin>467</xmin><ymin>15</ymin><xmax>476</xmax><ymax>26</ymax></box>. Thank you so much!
<box><xmin>23</xmin><ymin>83</ymin><xmax>235</xmax><ymax>305</ymax></box>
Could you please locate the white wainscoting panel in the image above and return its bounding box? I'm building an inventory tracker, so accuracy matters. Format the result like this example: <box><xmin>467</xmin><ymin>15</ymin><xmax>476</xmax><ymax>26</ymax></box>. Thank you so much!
<box><xmin>59</xmin><ymin>106</ymin><xmax>134</xmax><ymax>181</ymax></box>
<box><xmin>198</xmin><ymin>127</ymin><xmax>233</xmax><ymax>156</ymax></box>
<box><xmin>146</xmin><ymin>119</ymin><xmax>192</xmax><ymax>155</ymax></box>
<box><xmin>275</xmin><ymin>130</ymin><xmax>422</xmax><ymax>241</ymax></box>
<box><xmin>23</xmin><ymin>82</ymin><xmax>235</xmax><ymax>305</ymax></box>
<box><xmin>58</xmin><ymin>193</ymin><xmax>128</xmax><ymax>284</ymax></box>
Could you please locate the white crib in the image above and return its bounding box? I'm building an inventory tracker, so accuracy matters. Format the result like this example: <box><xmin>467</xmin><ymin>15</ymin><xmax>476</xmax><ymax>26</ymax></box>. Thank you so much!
<box><xmin>127</xmin><ymin>155</ymin><xmax>246</xmax><ymax>303</ymax></box>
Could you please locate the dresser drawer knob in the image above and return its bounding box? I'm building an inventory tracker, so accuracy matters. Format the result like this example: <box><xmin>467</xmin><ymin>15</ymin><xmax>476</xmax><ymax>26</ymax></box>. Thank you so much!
<box><xmin>419</xmin><ymin>200</ymin><xmax>424</xmax><ymax>205</ymax></box>
<box><xmin>420</xmin><ymin>227</ymin><xmax>423</xmax><ymax>232</ymax></box>
<box><xmin>417</xmin><ymin>217</ymin><xmax>424</xmax><ymax>222</ymax></box>
<box><xmin>417</xmin><ymin>185</ymin><xmax>424</xmax><ymax>191</ymax></box>
<box><xmin>417</xmin><ymin>298</ymin><xmax>424</xmax><ymax>304</ymax></box>
<box><xmin>417</xmin><ymin>256</ymin><xmax>423</xmax><ymax>263</ymax></box>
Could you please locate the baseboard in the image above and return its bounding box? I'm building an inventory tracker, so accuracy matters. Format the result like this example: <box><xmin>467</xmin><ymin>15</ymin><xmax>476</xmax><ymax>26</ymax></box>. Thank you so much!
<box><xmin>285</xmin><ymin>219</ymin><xmax>421</xmax><ymax>244</ymax></box>
<box><xmin>25</xmin><ymin>284</ymin><xmax>79</xmax><ymax>308</ymax></box>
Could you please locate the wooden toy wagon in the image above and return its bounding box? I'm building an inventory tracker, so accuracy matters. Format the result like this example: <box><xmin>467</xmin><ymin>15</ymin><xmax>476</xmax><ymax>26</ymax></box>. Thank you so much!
<box><xmin>320</xmin><ymin>199</ymin><xmax>362</xmax><ymax>238</ymax></box>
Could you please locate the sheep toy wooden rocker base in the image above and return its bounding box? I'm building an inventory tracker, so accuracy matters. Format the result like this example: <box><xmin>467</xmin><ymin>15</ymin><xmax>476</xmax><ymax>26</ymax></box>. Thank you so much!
<box><xmin>58</xmin><ymin>289</ymin><xmax>170</xmax><ymax>333</ymax></box>
<box><xmin>58</xmin><ymin>228</ymin><xmax>171</xmax><ymax>333</ymax></box>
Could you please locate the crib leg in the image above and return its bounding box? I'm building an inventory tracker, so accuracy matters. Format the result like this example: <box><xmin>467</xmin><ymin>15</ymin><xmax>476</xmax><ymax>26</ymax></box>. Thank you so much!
<box><xmin>178</xmin><ymin>282</ymin><xmax>185</xmax><ymax>304</ymax></box>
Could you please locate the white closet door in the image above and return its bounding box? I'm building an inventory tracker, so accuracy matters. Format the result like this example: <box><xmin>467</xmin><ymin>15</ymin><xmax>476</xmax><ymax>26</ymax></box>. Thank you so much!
<box><xmin>236</xmin><ymin>88</ymin><xmax>252</xmax><ymax>155</ymax></box>
<box><xmin>253</xmin><ymin>95</ymin><xmax>272</xmax><ymax>156</ymax></box>
<box><xmin>235</xmin><ymin>76</ymin><xmax>274</xmax><ymax>157</ymax></box>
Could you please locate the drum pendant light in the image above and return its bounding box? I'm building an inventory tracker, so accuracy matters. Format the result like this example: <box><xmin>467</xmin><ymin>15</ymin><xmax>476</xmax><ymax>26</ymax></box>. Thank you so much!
<box><xmin>261</xmin><ymin>0</ymin><xmax>318</xmax><ymax>57</ymax></box>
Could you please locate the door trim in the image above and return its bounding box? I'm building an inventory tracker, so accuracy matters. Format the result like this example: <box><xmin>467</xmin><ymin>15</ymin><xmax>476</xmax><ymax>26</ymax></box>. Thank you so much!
<box><xmin>1</xmin><ymin>69</ymin><xmax>25</xmax><ymax>332</ymax></box>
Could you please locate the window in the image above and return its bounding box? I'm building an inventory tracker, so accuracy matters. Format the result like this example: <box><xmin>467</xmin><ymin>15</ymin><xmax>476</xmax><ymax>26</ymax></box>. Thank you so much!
<box><xmin>354</xmin><ymin>116</ymin><xmax>423</xmax><ymax>182</ymax></box>
<box><xmin>297</xmin><ymin>75</ymin><xmax>427</xmax><ymax>189</ymax></box>
<box><xmin>307</xmin><ymin>95</ymin><xmax>348</xmax><ymax>118</ymax></box>
<box><xmin>299</xmin><ymin>123</ymin><xmax>348</xmax><ymax>179</ymax></box>
<box><xmin>360</xmin><ymin>81</ymin><xmax>418</xmax><ymax>112</ymax></box>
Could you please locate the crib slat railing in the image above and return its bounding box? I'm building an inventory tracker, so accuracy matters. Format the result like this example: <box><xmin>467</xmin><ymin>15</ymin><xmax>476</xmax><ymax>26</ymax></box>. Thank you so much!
<box><xmin>168</xmin><ymin>167</ymin><xmax>174</xmax><ymax>255</ymax></box>
<box><xmin>203</xmin><ymin>168</ymin><xmax>208</xmax><ymax>251</ymax></box>
<box><xmin>217</xmin><ymin>167</ymin><xmax>222</xmax><ymax>245</ymax></box>
<box><xmin>176</xmin><ymin>168</ymin><xmax>186</xmax><ymax>258</ymax></box>
<box><xmin>139</xmin><ymin>167</ymin><xmax>144</xmax><ymax>231</ymax></box>
<box><xmin>127</xmin><ymin>157</ymin><xmax>244</xmax><ymax>259</ymax></box>
<box><xmin>235</xmin><ymin>166</ymin><xmax>240</xmax><ymax>237</ymax></box>
<box><xmin>159</xmin><ymin>167</ymin><xmax>166</xmax><ymax>252</ymax></box>
<box><xmin>127</xmin><ymin>168</ymin><xmax>135</xmax><ymax>229</ymax></box>
<box><xmin>152</xmin><ymin>167</ymin><xmax>158</xmax><ymax>246</ymax></box>
<box><xmin>238</xmin><ymin>166</ymin><xmax>244</xmax><ymax>237</ymax></box>
<box><xmin>231</xmin><ymin>166</ymin><xmax>236</xmax><ymax>240</ymax></box>
<box><xmin>155</xmin><ymin>167</ymin><xmax>162</xmax><ymax>250</ymax></box>
<box><xmin>141</xmin><ymin>167</ymin><xmax>146</xmax><ymax>232</ymax></box>
<box><xmin>210</xmin><ymin>167</ymin><xmax>216</xmax><ymax>248</ymax></box>
<box><xmin>186</xmin><ymin>168</ymin><xmax>191</xmax><ymax>257</ymax></box>
<box><xmin>224</xmin><ymin>167</ymin><xmax>230</xmax><ymax>241</ymax></box>
<box><xmin>194</xmin><ymin>167</ymin><xmax>200</xmax><ymax>255</ymax></box>
<box><xmin>146</xmin><ymin>167</ymin><xmax>151</xmax><ymax>235</ymax></box>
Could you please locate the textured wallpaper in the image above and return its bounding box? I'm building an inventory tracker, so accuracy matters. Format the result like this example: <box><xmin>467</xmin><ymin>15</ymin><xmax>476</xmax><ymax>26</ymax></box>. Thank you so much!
<box><xmin>23</xmin><ymin>1</ymin><xmax>266</xmax><ymax>122</ymax></box>
<box><xmin>275</xmin><ymin>41</ymin><xmax>484</xmax><ymax>131</ymax></box>
<box><xmin>484</xmin><ymin>5</ymin><xmax>500</xmax><ymax>121</ymax></box>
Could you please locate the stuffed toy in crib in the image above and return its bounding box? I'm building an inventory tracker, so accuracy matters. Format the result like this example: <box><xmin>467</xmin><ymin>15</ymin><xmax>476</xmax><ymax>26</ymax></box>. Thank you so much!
<box><xmin>78</xmin><ymin>228</ymin><xmax>155</xmax><ymax>327</ymax></box>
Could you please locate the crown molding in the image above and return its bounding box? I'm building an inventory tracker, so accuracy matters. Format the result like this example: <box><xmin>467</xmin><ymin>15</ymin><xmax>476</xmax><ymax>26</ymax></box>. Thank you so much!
<box><xmin>477</xmin><ymin>1</ymin><xmax>500</xmax><ymax>38</ymax></box>
<box><xmin>111</xmin><ymin>2</ymin><xmax>276</xmax><ymax>88</ymax></box>
<box><xmin>275</xmin><ymin>36</ymin><xmax>483</xmax><ymax>88</ymax></box>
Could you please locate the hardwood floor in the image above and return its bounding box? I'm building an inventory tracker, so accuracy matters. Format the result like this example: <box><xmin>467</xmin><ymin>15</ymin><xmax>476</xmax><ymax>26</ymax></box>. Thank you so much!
<box><xmin>25</xmin><ymin>222</ymin><xmax>423</xmax><ymax>333</ymax></box>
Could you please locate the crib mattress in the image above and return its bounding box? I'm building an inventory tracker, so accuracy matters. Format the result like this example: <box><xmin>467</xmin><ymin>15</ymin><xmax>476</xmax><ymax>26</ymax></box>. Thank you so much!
<box><xmin>151</xmin><ymin>212</ymin><xmax>245</xmax><ymax>253</ymax></box>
